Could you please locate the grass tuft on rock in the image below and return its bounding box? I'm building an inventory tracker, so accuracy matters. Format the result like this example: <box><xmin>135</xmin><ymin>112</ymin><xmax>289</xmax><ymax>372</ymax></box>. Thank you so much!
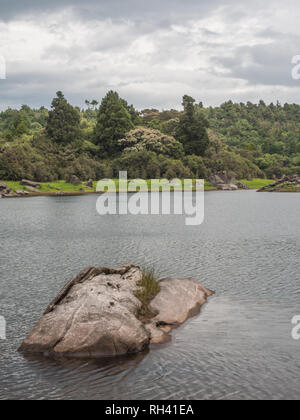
<box><xmin>136</xmin><ymin>269</ymin><xmax>160</xmax><ymax>322</ymax></box>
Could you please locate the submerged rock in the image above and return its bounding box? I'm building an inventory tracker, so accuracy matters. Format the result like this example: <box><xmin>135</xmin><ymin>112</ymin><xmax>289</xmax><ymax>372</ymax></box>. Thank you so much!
<box><xmin>19</xmin><ymin>264</ymin><xmax>213</xmax><ymax>359</ymax></box>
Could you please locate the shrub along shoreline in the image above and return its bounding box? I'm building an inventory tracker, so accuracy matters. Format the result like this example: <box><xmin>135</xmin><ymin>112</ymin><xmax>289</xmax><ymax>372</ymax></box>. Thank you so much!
<box><xmin>3</xmin><ymin>92</ymin><xmax>296</xmax><ymax>188</ymax></box>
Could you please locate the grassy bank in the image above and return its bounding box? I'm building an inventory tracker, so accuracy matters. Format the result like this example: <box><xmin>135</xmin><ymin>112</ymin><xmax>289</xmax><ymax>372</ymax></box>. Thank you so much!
<box><xmin>239</xmin><ymin>179</ymin><xmax>274</xmax><ymax>189</ymax></box>
<box><xmin>1</xmin><ymin>178</ymin><xmax>274</xmax><ymax>196</ymax></box>
<box><xmin>1</xmin><ymin>180</ymin><xmax>94</xmax><ymax>195</ymax></box>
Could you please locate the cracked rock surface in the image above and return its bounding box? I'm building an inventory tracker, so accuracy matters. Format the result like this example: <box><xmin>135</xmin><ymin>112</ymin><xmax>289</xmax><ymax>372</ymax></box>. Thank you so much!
<box><xmin>19</xmin><ymin>264</ymin><xmax>213</xmax><ymax>358</ymax></box>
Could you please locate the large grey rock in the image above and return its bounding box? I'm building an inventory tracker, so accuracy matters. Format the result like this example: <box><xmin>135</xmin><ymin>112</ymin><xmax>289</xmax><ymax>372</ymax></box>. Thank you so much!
<box><xmin>1</xmin><ymin>191</ymin><xmax>16</xmax><ymax>198</ymax></box>
<box><xmin>146</xmin><ymin>278</ymin><xmax>213</xmax><ymax>344</ymax></box>
<box><xmin>236</xmin><ymin>182</ymin><xmax>250</xmax><ymax>190</ymax></box>
<box><xmin>217</xmin><ymin>184</ymin><xmax>238</xmax><ymax>191</ymax></box>
<box><xmin>25</xmin><ymin>186</ymin><xmax>40</xmax><ymax>193</ymax></box>
<box><xmin>209</xmin><ymin>174</ymin><xmax>225</xmax><ymax>186</ymax></box>
<box><xmin>84</xmin><ymin>179</ymin><xmax>94</xmax><ymax>188</ymax></box>
<box><xmin>210</xmin><ymin>171</ymin><xmax>238</xmax><ymax>191</ymax></box>
<box><xmin>210</xmin><ymin>171</ymin><xmax>236</xmax><ymax>187</ymax></box>
<box><xmin>19</xmin><ymin>264</ymin><xmax>149</xmax><ymax>358</ymax></box>
<box><xmin>15</xmin><ymin>190</ymin><xmax>30</xmax><ymax>196</ymax></box>
<box><xmin>68</xmin><ymin>175</ymin><xmax>81</xmax><ymax>186</ymax></box>
<box><xmin>0</xmin><ymin>182</ymin><xmax>8</xmax><ymax>191</ymax></box>
<box><xmin>0</xmin><ymin>182</ymin><xmax>12</xmax><ymax>198</ymax></box>
<box><xmin>20</xmin><ymin>179</ymin><xmax>41</xmax><ymax>189</ymax></box>
<box><xmin>19</xmin><ymin>264</ymin><xmax>213</xmax><ymax>358</ymax></box>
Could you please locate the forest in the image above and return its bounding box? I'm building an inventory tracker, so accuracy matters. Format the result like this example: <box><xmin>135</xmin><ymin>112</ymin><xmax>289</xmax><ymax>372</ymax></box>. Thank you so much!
<box><xmin>1</xmin><ymin>91</ymin><xmax>300</xmax><ymax>182</ymax></box>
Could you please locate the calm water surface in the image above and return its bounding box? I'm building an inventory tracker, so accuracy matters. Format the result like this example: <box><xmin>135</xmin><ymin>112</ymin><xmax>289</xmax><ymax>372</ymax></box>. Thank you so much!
<box><xmin>0</xmin><ymin>191</ymin><xmax>300</xmax><ymax>400</ymax></box>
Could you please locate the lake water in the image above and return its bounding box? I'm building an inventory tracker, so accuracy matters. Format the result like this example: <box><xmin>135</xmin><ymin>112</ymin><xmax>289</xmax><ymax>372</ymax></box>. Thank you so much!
<box><xmin>0</xmin><ymin>191</ymin><xmax>300</xmax><ymax>400</ymax></box>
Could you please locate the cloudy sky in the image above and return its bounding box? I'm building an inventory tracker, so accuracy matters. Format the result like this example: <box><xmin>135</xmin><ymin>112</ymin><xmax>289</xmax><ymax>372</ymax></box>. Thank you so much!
<box><xmin>0</xmin><ymin>0</ymin><xmax>300</xmax><ymax>110</ymax></box>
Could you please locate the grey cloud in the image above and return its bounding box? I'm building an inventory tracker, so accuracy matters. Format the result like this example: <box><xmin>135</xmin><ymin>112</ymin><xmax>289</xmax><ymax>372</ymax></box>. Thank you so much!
<box><xmin>1</xmin><ymin>0</ymin><xmax>300</xmax><ymax>110</ymax></box>
<box><xmin>0</xmin><ymin>0</ymin><xmax>235</xmax><ymax>21</ymax></box>
<box><xmin>211</xmin><ymin>33</ymin><xmax>300</xmax><ymax>87</ymax></box>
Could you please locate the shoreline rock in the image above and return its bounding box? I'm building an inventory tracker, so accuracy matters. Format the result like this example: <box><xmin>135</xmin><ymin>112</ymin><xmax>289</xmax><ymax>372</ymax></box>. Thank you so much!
<box><xmin>209</xmin><ymin>171</ymin><xmax>239</xmax><ymax>191</ymax></box>
<box><xmin>20</xmin><ymin>179</ymin><xmax>41</xmax><ymax>189</ymax></box>
<box><xmin>19</xmin><ymin>264</ymin><xmax>213</xmax><ymax>359</ymax></box>
<box><xmin>258</xmin><ymin>175</ymin><xmax>300</xmax><ymax>192</ymax></box>
<box><xmin>68</xmin><ymin>175</ymin><xmax>81</xmax><ymax>186</ymax></box>
<box><xmin>83</xmin><ymin>179</ymin><xmax>93</xmax><ymax>188</ymax></box>
<box><xmin>15</xmin><ymin>190</ymin><xmax>30</xmax><ymax>196</ymax></box>
<box><xmin>24</xmin><ymin>186</ymin><xmax>40</xmax><ymax>193</ymax></box>
<box><xmin>236</xmin><ymin>182</ymin><xmax>250</xmax><ymax>190</ymax></box>
<box><xmin>0</xmin><ymin>182</ymin><xmax>12</xmax><ymax>198</ymax></box>
<box><xmin>146</xmin><ymin>277</ymin><xmax>213</xmax><ymax>344</ymax></box>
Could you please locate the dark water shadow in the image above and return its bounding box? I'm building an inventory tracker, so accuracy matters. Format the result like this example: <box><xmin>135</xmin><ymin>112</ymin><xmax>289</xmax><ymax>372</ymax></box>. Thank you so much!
<box><xmin>19</xmin><ymin>350</ymin><xmax>150</xmax><ymax>399</ymax></box>
<box><xmin>22</xmin><ymin>349</ymin><xmax>149</xmax><ymax>371</ymax></box>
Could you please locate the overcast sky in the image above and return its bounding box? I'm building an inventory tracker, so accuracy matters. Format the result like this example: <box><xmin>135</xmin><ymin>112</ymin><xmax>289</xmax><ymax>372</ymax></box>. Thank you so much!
<box><xmin>0</xmin><ymin>0</ymin><xmax>300</xmax><ymax>110</ymax></box>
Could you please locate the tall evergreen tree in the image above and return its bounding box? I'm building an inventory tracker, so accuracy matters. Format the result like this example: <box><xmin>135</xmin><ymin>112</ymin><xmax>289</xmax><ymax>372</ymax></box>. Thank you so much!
<box><xmin>46</xmin><ymin>91</ymin><xmax>81</xmax><ymax>144</ymax></box>
<box><xmin>94</xmin><ymin>91</ymin><xmax>134</xmax><ymax>156</ymax></box>
<box><xmin>176</xmin><ymin>95</ymin><xmax>210</xmax><ymax>156</ymax></box>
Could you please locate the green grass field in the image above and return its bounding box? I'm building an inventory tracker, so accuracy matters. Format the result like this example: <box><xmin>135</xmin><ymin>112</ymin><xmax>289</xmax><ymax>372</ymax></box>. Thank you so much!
<box><xmin>239</xmin><ymin>179</ymin><xmax>274</xmax><ymax>189</ymax></box>
<box><xmin>1</xmin><ymin>180</ymin><xmax>94</xmax><ymax>194</ymax></box>
<box><xmin>1</xmin><ymin>178</ymin><xmax>274</xmax><ymax>195</ymax></box>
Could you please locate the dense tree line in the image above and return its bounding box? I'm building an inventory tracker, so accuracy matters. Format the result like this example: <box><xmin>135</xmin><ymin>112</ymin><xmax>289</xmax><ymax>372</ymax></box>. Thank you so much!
<box><xmin>1</xmin><ymin>91</ymin><xmax>300</xmax><ymax>181</ymax></box>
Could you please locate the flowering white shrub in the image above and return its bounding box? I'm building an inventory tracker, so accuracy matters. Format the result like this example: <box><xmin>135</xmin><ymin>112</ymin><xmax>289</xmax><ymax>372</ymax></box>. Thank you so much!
<box><xmin>118</xmin><ymin>126</ymin><xmax>184</xmax><ymax>159</ymax></box>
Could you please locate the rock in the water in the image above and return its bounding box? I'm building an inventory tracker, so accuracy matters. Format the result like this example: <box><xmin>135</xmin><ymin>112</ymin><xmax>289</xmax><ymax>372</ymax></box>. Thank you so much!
<box><xmin>19</xmin><ymin>264</ymin><xmax>213</xmax><ymax>358</ymax></box>
<box><xmin>20</xmin><ymin>179</ymin><xmax>41</xmax><ymax>189</ymax></box>
<box><xmin>19</xmin><ymin>264</ymin><xmax>150</xmax><ymax>358</ymax></box>
<box><xmin>146</xmin><ymin>278</ymin><xmax>213</xmax><ymax>344</ymax></box>
<box><xmin>68</xmin><ymin>175</ymin><xmax>81</xmax><ymax>186</ymax></box>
